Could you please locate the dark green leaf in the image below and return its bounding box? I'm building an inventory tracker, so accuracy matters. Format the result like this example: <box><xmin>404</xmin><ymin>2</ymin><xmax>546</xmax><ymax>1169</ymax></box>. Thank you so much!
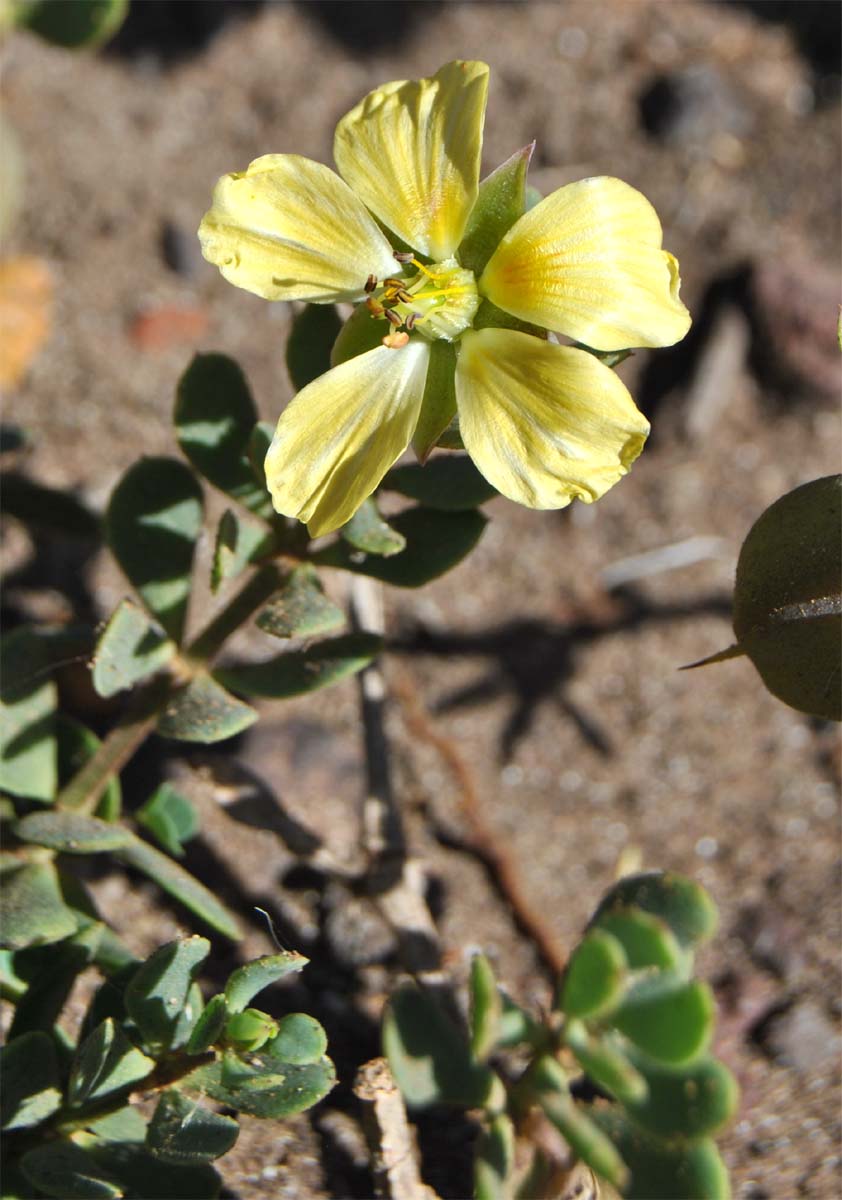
<box><xmin>559</xmin><ymin>930</ymin><xmax>628</xmax><ymax>1019</ymax></box>
<box><xmin>265</xmin><ymin>1013</ymin><xmax>328</xmax><ymax>1065</ymax></box>
<box><xmin>146</xmin><ymin>1090</ymin><xmax>238</xmax><ymax>1164</ymax></box>
<box><xmin>594</xmin><ymin>1110</ymin><xmax>730</xmax><ymax>1200</ymax></box>
<box><xmin>82</xmin><ymin>1139</ymin><xmax>221</xmax><ymax>1200</ymax></box>
<box><xmin>623</xmin><ymin>1051</ymin><xmax>739</xmax><ymax>1140</ymax></box>
<box><xmin>0</xmin><ymin>861</ymin><xmax>77</xmax><ymax>949</ymax></box>
<box><xmin>1</xmin><ymin>472</ymin><xmax>99</xmax><ymax>538</ymax></box>
<box><xmin>68</xmin><ymin>1019</ymin><xmax>154</xmax><ymax>1107</ymax></box>
<box><xmin>458</xmin><ymin>143</ymin><xmax>534</xmax><ymax>276</ymax></box>
<box><xmin>411</xmin><ymin>340</ymin><xmax>458</xmax><ymax>461</ymax></box>
<box><xmin>564</xmin><ymin>1023</ymin><xmax>647</xmax><ymax>1106</ymax></box>
<box><xmin>136</xmin><ymin>784</ymin><xmax>199</xmax><ymax>858</ymax></box>
<box><xmin>175</xmin><ymin>353</ymin><xmax>272</xmax><ymax>518</ymax></box>
<box><xmin>91</xmin><ymin>600</ymin><xmax>174</xmax><ymax>699</ymax></box>
<box><xmin>469</xmin><ymin>953</ymin><xmax>502</xmax><ymax>1062</ymax></box>
<box><xmin>184</xmin><ymin>1052</ymin><xmax>335</xmax><ymax>1119</ymax></box>
<box><xmin>13</xmin><ymin>812</ymin><xmax>132</xmax><ymax>853</ymax></box>
<box><xmin>185</xmin><ymin>993</ymin><xmax>228</xmax><ymax>1055</ymax></box>
<box><xmin>216</xmin><ymin>633</ymin><xmax>381</xmax><ymax>699</ymax></box>
<box><xmin>384</xmin><ymin>455</ymin><xmax>497</xmax><ymax>511</ymax></box>
<box><xmin>1</xmin><ymin>1031</ymin><xmax>62</xmax><ymax>1130</ymax></box>
<box><xmin>16</xmin><ymin>0</ymin><xmax>127</xmax><ymax>47</ymax></box>
<box><xmin>732</xmin><ymin>475</ymin><xmax>841</xmax><ymax>719</ymax></box>
<box><xmin>594</xmin><ymin>908</ymin><xmax>686</xmax><ymax>973</ymax></box>
<box><xmin>20</xmin><ymin>1141</ymin><xmax>124</xmax><ymax>1199</ymax></box>
<box><xmin>224</xmin><ymin>951</ymin><xmax>308</xmax><ymax>1013</ymax></box>
<box><xmin>211</xmin><ymin>509</ymin><xmax>275</xmax><ymax>593</ymax></box>
<box><xmin>106</xmin><ymin>458</ymin><xmax>204</xmax><ymax>644</ymax></box>
<box><xmin>341</xmin><ymin>497</ymin><xmax>406</xmax><ymax>556</ymax></box>
<box><xmin>156</xmin><ymin>673</ymin><xmax>258</xmax><ymax>744</ymax></box>
<box><xmin>474</xmin><ymin>1113</ymin><xmax>515</xmax><ymax>1200</ymax></box>
<box><xmin>124</xmin><ymin>937</ymin><xmax>210</xmax><ymax>1050</ymax></box>
<box><xmin>85</xmin><ymin>1106</ymin><xmax>147</xmax><ymax>1144</ymax></box>
<box><xmin>287</xmin><ymin>304</ymin><xmax>342</xmax><ymax>390</ymax></box>
<box><xmin>0</xmin><ymin>628</ymin><xmax>57</xmax><ymax>802</ymax></box>
<box><xmin>117</xmin><ymin>837</ymin><xmax>240</xmax><ymax>941</ymax></box>
<box><xmin>612</xmin><ymin>977</ymin><xmax>714</xmax><ymax>1066</ymax></box>
<box><xmin>247</xmin><ymin>421</ymin><xmax>273</xmax><ymax>494</ymax></box>
<box><xmin>56</xmin><ymin>717</ymin><xmax>122</xmax><ymax>821</ymax></box>
<box><xmin>591</xmin><ymin>873</ymin><xmax>718</xmax><ymax>952</ymax></box>
<box><xmin>9</xmin><ymin>923</ymin><xmax>102</xmax><ymax>1038</ymax></box>
<box><xmin>313</xmin><ymin>506</ymin><xmax>487</xmax><ymax>588</ymax></box>
<box><xmin>383</xmin><ymin>984</ymin><xmax>495</xmax><ymax>1109</ymax></box>
<box><xmin>533</xmin><ymin>1057</ymin><xmax>627</xmax><ymax>1190</ymax></box>
<box><xmin>256</xmin><ymin>565</ymin><xmax>345</xmax><ymax>639</ymax></box>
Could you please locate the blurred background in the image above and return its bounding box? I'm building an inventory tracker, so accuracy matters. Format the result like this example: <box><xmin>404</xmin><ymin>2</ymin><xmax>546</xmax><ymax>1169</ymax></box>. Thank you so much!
<box><xmin>2</xmin><ymin>2</ymin><xmax>840</xmax><ymax>1197</ymax></box>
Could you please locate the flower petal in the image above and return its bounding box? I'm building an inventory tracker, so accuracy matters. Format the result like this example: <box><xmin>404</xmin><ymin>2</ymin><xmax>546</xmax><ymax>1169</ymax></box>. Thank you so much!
<box><xmin>334</xmin><ymin>61</ymin><xmax>488</xmax><ymax>260</ymax></box>
<box><xmin>455</xmin><ymin>328</ymin><xmax>649</xmax><ymax>509</ymax></box>
<box><xmin>480</xmin><ymin>177</ymin><xmax>691</xmax><ymax>351</ymax></box>
<box><xmin>265</xmin><ymin>341</ymin><xmax>430</xmax><ymax>537</ymax></box>
<box><xmin>199</xmin><ymin>154</ymin><xmax>396</xmax><ymax>303</ymax></box>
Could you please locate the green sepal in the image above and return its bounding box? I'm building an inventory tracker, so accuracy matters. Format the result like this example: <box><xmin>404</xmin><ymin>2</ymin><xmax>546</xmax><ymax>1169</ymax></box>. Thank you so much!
<box><xmin>0</xmin><ymin>627</ymin><xmax>57</xmax><ymax>802</ymax></box>
<box><xmin>256</xmin><ymin>566</ymin><xmax>345</xmax><ymax>640</ymax></box>
<box><xmin>287</xmin><ymin>304</ymin><xmax>343</xmax><ymax>390</ymax></box>
<box><xmin>411</xmin><ymin>340</ymin><xmax>457</xmax><ymax>462</ymax></box>
<box><xmin>331</xmin><ymin>302</ymin><xmax>386</xmax><ymax>366</ymax></box>
<box><xmin>146</xmin><ymin>1090</ymin><xmax>238</xmax><ymax>1165</ymax></box>
<box><xmin>216</xmin><ymin>633</ymin><xmax>381</xmax><ymax>699</ymax></box>
<box><xmin>472</xmin><ymin>298</ymin><xmax>547</xmax><ymax>338</ymax></box>
<box><xmin>91</xmin><ymin>600</ymin><xmax>174</xmax><ymax>699</ymax></box>
<box><xmin>341</xmin><ymin>497</ymin><xmax>407</xmax><ymax>557</ymax></box>
<box><xmin>106</xmin><ymin>457</ymin><xmax>204</xmax><ymax>645</ymax></box>
<box><xmin>224</xmin><ymin>951</ymin><xmax>308</xmax><ymax>1013</ymax></box>
<box><xmin>559</xmin><ymin>929</ymin><xmax>628</xmax><ymax>1019</ymax></box>
<box><xmin>459</xmin><ymin>143</ymin><xmax>534</xmax><ymax>276</ymax></box>
<box><xmin>0</xmin><ymin>1031</ymin><xmax>62</xmax><ymax>1131</ymax></box>
<box><xmin>136</xmin><ymin>784</ymin><xmax>199</xmax><ymax>859</ymax></box>
<box><xmin>67</xmin><ymin>1018</ymin><xmax>155</xmax><ymax>1107</ymax></box>
<box><xmin>174</xmin><ymin>353</ymin><xmax>273</xmax><ymax>518</ymax></box>
<box><xmin>124</xmin><ymin>937</ymin><xmax>210</xmax><ymax>1051</ymax></box>
<box><xmin>313</xmin><ymin>507</ymin><xmax>487</xmax><ymax>588</ymax></box>
<box><xmin>156</xmin><ymin>673</ymin><xmax>258</xmax><ymax>744</ymax></box>
<box><xmin>384</xmin><ymin>455</ymin><xmax>497</xmax><ymax>511</ymax></box>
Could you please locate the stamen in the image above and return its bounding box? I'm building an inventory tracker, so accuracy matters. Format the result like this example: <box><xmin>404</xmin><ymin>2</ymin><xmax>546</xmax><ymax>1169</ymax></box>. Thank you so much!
<box><xmin>405</xmin><ymin>312</ymin><xmax>420</xmax><ymax>331</ymax></box>
<box><xmin>364</xmin><ymin>274</ymin><xmax>377</xmax><ymax>293</ymax></box>
<box><xmin>382</xmin><ymin>330</ymin><xmax>410</xmax><ymax>349</ymax></box>
<box><xmin>393</xmin><ymin>250</ymin><xmax>414</xmax><ymax>263</ymax></box>
<box><xmin>366</xmin><ymin>297</ymin><xmax>385</xmax><ymax>317</ymax></box>
<box><xmin>384</xmin><ymin>308</ymin><xmax>402</xmax><ymax>327</ymax></box>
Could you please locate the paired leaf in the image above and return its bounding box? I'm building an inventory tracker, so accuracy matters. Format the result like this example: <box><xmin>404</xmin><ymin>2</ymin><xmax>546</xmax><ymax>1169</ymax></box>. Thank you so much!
<box><xmin>384</xmin><ymin>454</ymin><xmax>497</xmax><ymax>511</ymax></box>
<box><xmin>146</xmin><ymin>1090</ymin><xmax>238</xmax><ymax>1164</ymax></box>
<box><xmin>0</xmin><ymin>1031</ymin><xmax>62</xmax><ymax>1131</ymax></box>
<box><xmin>224</xmin><ymin>951</ymin><xmax>308</xmax><ymax>1012</ymax></box>
<box><xmin>592</xmin><ymin>873</ymin><xmax>718</xmax><ymax>952</ymax></box>
<box><xmin>157</xmin><ymin>673</ymin><xmax>258</xmax><ymax>744</ymax></box>
<box><xmin>560</xmin><ymin>929</ymin><xmax>628</xmax><ymax>1019</ymax></box>
<box><xmin>594</xmin><ymin>1110</ymin><xmax>731</xmax><ymax>1200</ymax></box>
<box><xmin>136</xmin><ymin>784</ymin><xmax>199</xmax><ymax>858</ymax></box>
<box><xmin>256</xmin><ymin>565</ymin><xmax>345</xmax><ymax>639</ymax></box>
<box><xmin>622</xmin><ymin>1051</ymin><xmax>739</xmax><ymax>1140</ymax></box>
<box><xmin>594</xmin><ymin>909</ymin><xmax>687</xmax><ymax>973</ymax></box>
<box><xmin>341</xmin><ymin>497</ymin><xmax>406</xmax><ymax>557</ymax></box>
<box><xmin>92</xmin><ymin>600</ymin><xmax>174</xmax><ymax>699</ymax></box>
<box><xmin>216</xmin><ymin>633</ymin><xmax>381</xmax><ymax>699</ymax></box>
<box><xmin>19</xmin><ymin>1140</ymin><xmax>124</xmax><ymax>1199</ymax></box>
<box><xmin>68</xmin><ymin>1019</ymin><xmax>154</xmax><ymax>1107</ymax></box>
<box><xmin>0</xmin><ymin>627</ymin><xmax>57</xmax><ymax>802</ymax></box>
<box><xmin>612</xmin><ymin>977</ymin><xmax>714</xmax><ymax>1066</ymax></box>
<box><xmin>106</xmin><ymin>458</ymin><xmax>204</xmax><ymax>644</ymax></box>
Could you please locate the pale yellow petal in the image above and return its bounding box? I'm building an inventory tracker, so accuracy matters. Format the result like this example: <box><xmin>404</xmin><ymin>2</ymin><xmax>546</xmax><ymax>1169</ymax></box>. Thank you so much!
<box><xmin>265</xmin><ymin>341</ymin><xmax>429</xmax><ymax>537</ymax></box>
<box><xmin>199</xmin><ymin>154</ymin><xmax>396</xmax><ymax>303</ymax></box>
<box><xmin>480</xmin><ymin>177</ymin><xmax>691</xmax><ymax>351</ymax></box>
<box><xmin>455</xmin><ymin>328</ymin><xmax>649</xmax><ymax>509</ymax></box>
<box><xmin>334</xmin><ymin>61</ymin><xmax>488</xmax><ymax>260</ymax></box>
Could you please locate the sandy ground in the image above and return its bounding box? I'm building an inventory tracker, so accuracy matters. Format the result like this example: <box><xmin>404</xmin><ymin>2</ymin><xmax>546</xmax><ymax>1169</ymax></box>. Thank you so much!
<box><xmin>2</xmin><ymin>2</ymin><xmax>841</xmax><ymax>1197</ymax></box>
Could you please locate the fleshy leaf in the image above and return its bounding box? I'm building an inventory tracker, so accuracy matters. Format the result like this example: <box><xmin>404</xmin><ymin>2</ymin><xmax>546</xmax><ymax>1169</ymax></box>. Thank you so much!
<box><xmin>106</xmin><ymin>457</ymin><xmax>204</xmax><ymax>644</ymax></box>
<box><xmin>0</xmin><ymin>861</ymin><xmax>77</xmax><ymax>949</ymax></box>
<box><xmin>157</xmin><ymin>673</ymin><xmax>258</xmax><ymax>744</ymax></box>
<box><xmin>136</xmin><ymin>783</ymin><xmax>199</xmax><ymax>858</ymax></box>
<box><xmin>591</xmin><ymin>873</ymin><xmax>718</xmax><ymax>952</ymax></box>
<box><xmin>56</xmin><ymin>716</ymin><xmax>122</xmax><ymax>821</ymax></box>
<box><xmin>211</xmin><ymin>508</ymin><xmax>275</xmax><ymax>593</ymax></box>
<box><xmin>340</xmin><ymin>497</ymin><xmax>406</xmax><ymax>556</ymax></box>
<box><xmin>91</xmin><ymin>600</ymin><xmax>174</xmax><ymax>699</ymax></box>
<box><xmin>78</xmin><ymin>1138</ymin><xmax>221</xmax><ymax>1200</ymax></box>
<box><xmin>117</xmin><ymin>837</ymin><xmax>240</xmax><ymax>941</ymax></box>
<box><xmin>264</xmin><ymin>1013</ymin><xmax>328</xmax><ymax>1066</ymax></box>
<box><xmin>458</xmin><ymin>143</ymin><xmax>534</xmax><ymax>276</ymax></box>
<box><xmin>564</xmin><ymin>1023</ymin><xmax>647</xmax><ymax>1106</ymax></box>
<box><xmin>124</xmin><ymin>936</ymin><xmax>209</xmax><ymax>1051</ymax></box>
<box><xmin>623</xmin><ymin>1051</ymin><xmax>739</xmax><ymax>1140</ymax></box>
<box><xmin>0</xmin><ymin>627</ymin><xmax>57</xmax><ymax>802</ymax></box>
<box><xmin>470</xmin><ymin>953</ymin><xmax>502</xmax><ymax>1062</ymax></box>
<box><xmin>533</xmin><ymin>1057</ymin><xmax>628</xmax><ymax>1190</ymax></box>
<box><xmin>184</xmin><ymin>1052</ymin><xmax>336</xmax><ymax>1119</ymax></box>
<box><xmin>611</xmin><ymin>977</ymin><xmax>714</xmax><ymax>1066</ymax></box>
<box><xmin>0</xmin><ymin>1031</ymin><xmax>62</xmax><ymax>1131</ymax></box>
<box><xmin>594</xmin><ymin>1110</ymin><xmax>731</xmax><ymax>1200</ymax></box>
<box><xmin>474</xmin><ymin>1113</ymin><xmax>516</xmax><ymax>1200</ymax></box>
<box><xmin>68</xmin><ymin>1018</ymin><xmax>154</xmax><ymax>1106</ymax></box>
<box><xmin>594</xmin><ymin>908</ymin><xmax>686</xmax><ymax>973</ymax></box>
<box><xmin>224</xmin><ymin>952</ymin><xmax>308</xmax><ymax>1013</ymax></box>
<box><xmin>19</xmin><ymin>1141</ymin><xmax>124</xmax><ymax>1199</ymax></box>
<box><xmin>216</xmin><ymin>633</ymin><xmax>381</xmax><ymax>699</ymax></box>
<box><xmin>255</xmin><ymin>566</ymin><xmax>345</xmax><ymax>640</ymax></box>
<box><xmin>15</xmin><ymin>0</ymin><xmax>128</xmax><ymax>48</ymax></box>
<box><xmin>286</xmin><ymin>303</ymin><xmax>343</xmax><ymax>391</ymax></box>
<box><xmin>146</xmin><ymin>1090</ymin><xmax>238</xmax><ymax>1164</ymax></box>
<box><xmin>186</xmin><ymin>994</ymin><xmax>228</xmax><ymax>1055</ymax></box>
<box><xmin>313</xmin><ymin>506</ymin><xmax>487</xmax><ymax>588</ymax></box>
<box><xmin>13</xmin><ymin>811</ymin><xmax>132</xmax><ymax>853</ymax></box>
<box><xmin>175</xmin><ymin>354</ymin><xmax>273</xmax><ymax>518</ymax></box>
<box><xmin>559</xmin><ymin>929</ymin><xmax>628</xmax><ymax>1019</ymax></box>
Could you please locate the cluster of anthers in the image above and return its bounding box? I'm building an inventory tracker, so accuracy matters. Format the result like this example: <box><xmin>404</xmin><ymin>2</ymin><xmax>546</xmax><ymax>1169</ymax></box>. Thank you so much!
<box><xmin>363</xmin><ymin>251</ymin><xmax>480</xmax><ymax>348</ymax></box>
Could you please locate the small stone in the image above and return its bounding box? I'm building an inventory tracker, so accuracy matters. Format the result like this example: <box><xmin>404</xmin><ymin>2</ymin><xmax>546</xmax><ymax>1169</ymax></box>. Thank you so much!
<box><xmin>638</xmin><ymin>65</ymin><xmax>751</xmax><ymax>146</ymax></box>
<box><xmin>761</xmin><ymin>1000</ymin><xmax>842</xmax><ymax>1072</ymax></box>
<box><xmin>160</xmin><ymin>219</ymin><xmax>205</xmax><ymax>278</ymax></box>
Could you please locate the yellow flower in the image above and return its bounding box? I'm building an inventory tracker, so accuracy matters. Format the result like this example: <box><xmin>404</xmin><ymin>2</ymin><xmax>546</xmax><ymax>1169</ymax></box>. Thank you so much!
<box><xmin>199</xmin><ymin>61</ymin><xmax>690</xmax><ymax>537</ymax></box>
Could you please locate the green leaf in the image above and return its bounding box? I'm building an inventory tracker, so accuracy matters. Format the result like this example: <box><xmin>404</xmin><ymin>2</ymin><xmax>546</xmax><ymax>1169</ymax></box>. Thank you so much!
<box><xmin>56</xmin><ymin>717</ymin><xmax>122</xmax><ymax>821</ymax></box>
<box><xmin>559</xmin><ymin>930</ymin><xmax>628</xmax><ymax>1019</ymax></box>
<box><xmin>383</xmin><ymin>984</ymin><xmax>495</xmax><ymax>1109</ymax></box>
<box><xmin>612</xmin><ymin>977</ymin><xmax>714</xmax><ymax>1066</ymax></box>
<box><xmin>341</xmin><ymin>497</ymin><xmax>406</xmax><ymax>556</ymax></box>
<box><xmin>184</xmin><ymin>1052</ymin><xmax>336</xmax><ymax>1119</ymax></box>
<box><xmin>594</xmin><ymin>908</ymin><xmax>686</xmax><ymax>973</ymax></box>
<box><xmin>85</xmin><ymin>1106</ymin><xmax>147</xmax><ymax>1144</ymax></box>
<box><xmin>91</xmin><ymin>600</ymin><xmax>174</xmax><ymax>698</ymax></box>
<box><xmin>1</xmin><ymin>1031</ymin><xmax>62</xmax><ymax>1131</ymax></box>
<box><xmin>564</xmin><ymin>1023</ymin><xmax>647</xmax><ymax>1106</ymax></box>
<box><xmin>79</xmin><ymin>1138</ymin><xmax>221</xmax><ymax>1200</ymax></box>
<box><xmin>210</xmin><ymin>509</ymin><xmax>275</xmax><ymax>593</ymax></box>
<box><xmin>592</xmin><ymin>873</ymin><xmax>718</xmax><ymax>952</ymax></box>
<box><xmin>124</xmin><ymin>937</ymin><xmax>210</xmax><ymax>1051</ymax></box>
<box><xmin>384</xmin><ymin>455</ymin><xmax>497</xmax><ymax>511</ymax></box>
<box><xmin>265</xmin><ymin>1013</ymin><xmax>328</xmax><ymax>1065</ymax></box>
<box><xmin>623</xmin><ymin>1051</ymin><xmax>739</xmax><ymax>1140</ymax></box>
<box><xmin>13</xmin><ymin>0</ymin><xmax>127</xmax><ymax>48</ymax></box>
<box><xmin>533</xmin><ymin>1057</ymin><xmax>628</xmax><ymax>1190</ymax></box>
<box><xmin>20</xmin><ymin>1141</ymin><xmax>124</xmax><ymax>1199</ymax></box>
<box><xmin>469</xmin><ymin>953</ymin><xmax>502</xmax><ymax>1062</ymax></box>
<box><xmin>287</xmin><ymin>304</ymin><xmax>342</xmax><ymax>390</ymax></box>
<box><xmin>331</xmin><ymin>302</ymin><xmax>385</xmax><ymax>367</ymax></box>
<box><xmin>224</xmin><ymin>951</ymin><xmax>308</xmax><ymax>1013</ymax></box>
<box><xmin>13</xmin><ymin>811</ymin><xmax>132</xmax><ymax>853</ymax></box>
<box><xmin>185</xmin><ymin>993</ymin><xmax>228</xmax><ymax>1055</ymax></box>
<box><xmin>594</xmin><ymin>1110</ymin><xmax>731</xmax><ymax>1200</ymax></box>
<box><xmin>216</xmin><ymin>633</ymin><xmax>381</xmax><ymax>699</ymax></box>
<box><xmin>458</xmin><ymin>143</ymin><xmax>534</xmax><ymax>276</ymax></box>
<box><xmin>106</xmin><ymin>458</ymin><xmax>204</xmax><ymax>645</ymax></box>
<box><xmin>474</xmin><ymin>1113</ymin><xmax>515</xmax><ymax>1200</ymax></box>
<box><xmin>256</xmin><ymin>565</ymin><xmax>345</xmax><ymax>639</ymax></box>
<box><xmin>68</xmin><ymin>1019</ymin><xmax>155</xmax><ymax>1107</ymax></box>
<box><xmin>411</xmin><ymin>340</ymin><xmax>458</xmax><ymax>461</ymax></box>
<box><xmin>9</xmin><ymin>923</ymin><xmax>102</xmax><ymax>1038</ymax></box>
<box><xmin>136</xmin><ymin>784</ymin><xmax>199</xmax><ymax>858</ymax></box>
<box><xmin>156</xmin><ymin>673</ymin><xmax>258</xmax><ymax>744</ymax></box>
<box><xmin>0</xmin><ymin>861</ymin><xmax>77</xmax><ymax>949</ymax></box>
<box><xmin>313</xmin><ymin>506</ymin><xmax>487</xmax><ymax>587</ymax></box>
<box><xmin>1</xmin><ymin>472</ymin><xmax>99</xmax><ymax>538</ymax></box>
<box><xmin>117</xmin><ymin>837</ymin><xmax>240</xmax><ymax>941</ymax></box>
<box><xmin>175</xmin><ymin>353</ymin><xmax>272</xmax><ymax>518</ymax></box>
<box><xmin>732</xmin><ymin>475</ymin><xmax>841</xmax><ymax>719</ymax></box>
<box><xmin>0</xmin><ymin>628</ymin><xmax>57</xmax><ymax>802</ymax></box>
<box><xmin>146</xmin><ymin>1090</ymin><xmax>238</xmax><ymax>1165</ymax></box>
<box><xmin>247</xmin><ymin>421</ymin><xmax>274</xmax><ymax>494</ymax></box>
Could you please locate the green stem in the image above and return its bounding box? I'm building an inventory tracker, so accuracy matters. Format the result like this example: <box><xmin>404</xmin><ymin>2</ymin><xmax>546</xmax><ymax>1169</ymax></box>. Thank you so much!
<box><xmin>185</xmin><ymin>563</ymin><xmax>283</xmax><ymax>664</ymax></box>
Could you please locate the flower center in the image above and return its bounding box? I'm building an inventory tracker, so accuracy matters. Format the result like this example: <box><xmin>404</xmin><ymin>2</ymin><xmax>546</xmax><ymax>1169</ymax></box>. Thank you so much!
<box><xmin>366</xmin><ymin>256</ymin><xmax>479</xmax><ymax>347</ymax></box>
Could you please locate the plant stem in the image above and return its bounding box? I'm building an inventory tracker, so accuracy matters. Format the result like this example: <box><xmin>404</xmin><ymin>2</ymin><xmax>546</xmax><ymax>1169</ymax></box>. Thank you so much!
<box><xmin>185</xmin><ymin>563</ymin><xmax>283</xmax><ymax>664</ymax></box>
